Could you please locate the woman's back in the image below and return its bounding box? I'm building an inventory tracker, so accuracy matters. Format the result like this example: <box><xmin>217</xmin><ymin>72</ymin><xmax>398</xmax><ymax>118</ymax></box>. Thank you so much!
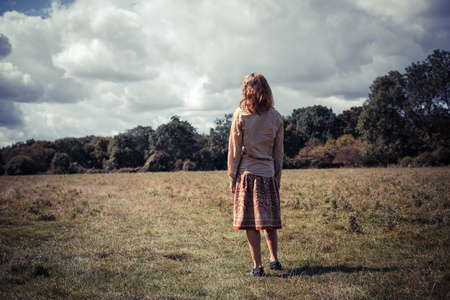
<box><xmin>228</xmin><ymin>107</ymin><xmax>283</xmax><ymax>181</ymax></box>
<box><xmin>239</xmin><ymin>108</ymin><xmax>282</xmax><ymax>160</ymax></box>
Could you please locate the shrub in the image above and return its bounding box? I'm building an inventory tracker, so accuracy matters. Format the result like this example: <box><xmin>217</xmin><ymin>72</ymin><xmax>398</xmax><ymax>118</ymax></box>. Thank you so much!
<box><xmin>333</xmin><ymin>146</ymin><xmax>363</xmax><ymax>167</ymax></box>
<box><xmin>414</xmin><ymin>152</ymin><xmax>436</xmax><ymax>167</ymax></box>
<box><xmin>336</xmin><ymin>134</ymin><xmax>356</xmax><ymax>148</ymax></box>
<box><xmin>399</xmin><ymin>156</ymin><xmax>415</xmax><ymax>167</ymax></box>
<box><xmin>102</xmin><ymin>157</ymin><xmax>119</xmax><ymax>171</ymax></box>
<box><xmin>5</xmin><ymin>155</ymin><xmax>39</xmax><ymax>175</ymax></box>
<box><xmin>289</xmin><ymin>158</ymin><xmax>315</xmax><ymax>169</ymax></box>
<box><xmin>1</xmin><ymin>140</ymin><xmax>56</xmax><ymax>174</ymax></box>
<box><xmin>69</xmin><ymin>162</ymin><xmax>86</xmax><ymax>174</ymax></box>
<box><xmin>0</xmin><ymin>163</ymin><xmax>4</xmax><ymax>175</ymax></box>
<box><xmin>193</xmin><ymin>148</ymin><xmax>214</xmax><ymax>171</ymax></box>
<box><xmin>173</xmin><ymin>159</ymin><xmax>184</xmax><ymax>171</ymax></box>
<box><xmin>323</xmin><ymin>138</ymin><xmax>337</xmax><ymax>151</ymax></box>
<box><xmin>311</xmin><ymin>149</ymin><xmax>335</xmax><ymax>168</ymax></box>
<box><xmin>283</xmin><ymin>156</ymin><xmax>300</xmax><ymax>169</ymax></box>
<box><xmin>182</xmin><ymin>160</ymin><xmax>196</xmax><ymax>171</ymax></box>
<box><xmin>140</xmin><ymin>151</ymin><xmax>174</xmax><ymax>172</ymax></box>
<box><xmin>296</xmin><ymin>143</ymin><xmax>337</xmax><ymax>168</ymax></box>
<box><xmin>432</xmin><ymin>147</ymin><xmax>450</xmax><ymax>165</ymax></box>
<box><xmin>51</xmin><ymin>153</ymin><xmax>71</xmax><ymax>174</ymax></box>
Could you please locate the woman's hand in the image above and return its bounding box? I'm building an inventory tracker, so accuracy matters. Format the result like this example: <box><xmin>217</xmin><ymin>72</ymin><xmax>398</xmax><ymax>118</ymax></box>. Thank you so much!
<box><xmin>229</xmin><ymin>177</ymin><xmax>236</xmax><ymax>194</ymax></box>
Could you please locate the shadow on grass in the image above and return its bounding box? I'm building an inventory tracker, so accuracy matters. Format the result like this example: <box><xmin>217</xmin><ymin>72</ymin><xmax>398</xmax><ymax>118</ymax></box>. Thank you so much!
<box><xmin>273</xmin><ymin>265</ymin><xmax>398</xmax><ymax>278</ymax></box>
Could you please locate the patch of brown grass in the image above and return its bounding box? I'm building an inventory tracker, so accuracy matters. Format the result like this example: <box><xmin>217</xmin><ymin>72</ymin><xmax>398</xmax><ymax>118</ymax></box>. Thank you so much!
<box><xmin>0</xmin><ymin>168</ymin><xmax>449</xmax><ymax>299</ymax></box>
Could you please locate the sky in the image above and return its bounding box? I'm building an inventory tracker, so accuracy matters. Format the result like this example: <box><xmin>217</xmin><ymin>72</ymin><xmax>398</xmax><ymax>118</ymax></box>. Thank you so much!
<box><xmin>0</xmin><ymin>0</ymin><xmax>449</xmax><ymax>147</ymax></box>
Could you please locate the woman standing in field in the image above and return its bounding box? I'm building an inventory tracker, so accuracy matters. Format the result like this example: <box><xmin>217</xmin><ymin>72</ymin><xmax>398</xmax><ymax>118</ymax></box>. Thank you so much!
<box><xmin>228</xmin><ymin>73</ymin><xmax>284</xmax><ymax>276</ymax></box>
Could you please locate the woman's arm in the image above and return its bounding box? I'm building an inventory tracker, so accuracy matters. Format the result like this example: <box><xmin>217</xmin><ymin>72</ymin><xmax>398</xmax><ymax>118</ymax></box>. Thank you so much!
<box><xmin>273</xmin><ymin>120</ymin><xmax>284</xmax><ymax>189</ymax></box>
<box><xmin>227</xmin><ymin>111</ymin><xmax>243</xmax><ymax>191</ymax></box>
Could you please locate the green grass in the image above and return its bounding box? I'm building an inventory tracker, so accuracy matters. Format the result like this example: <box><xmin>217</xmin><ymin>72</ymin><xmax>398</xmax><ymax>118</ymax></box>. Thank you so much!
<box><xmin>0</xmin><ymin>168</ymin><xmax>449</xmax><ymax>299</ymax></box>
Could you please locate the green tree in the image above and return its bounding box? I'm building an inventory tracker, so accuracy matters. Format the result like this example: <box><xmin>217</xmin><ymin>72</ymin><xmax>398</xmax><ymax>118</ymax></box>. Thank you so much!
<box><xmin>85</xmin><ymin>137</ymin><xmax>111</xmax><ymax>169</ymax></box>
<box><xmin>283</xmin><ymin>117</ymin><xmax>301</xmax><ymax>157</ymax></box>
<box><xmin>54</xmin><ymin>137</ymin><xmax>91</xmax><ymax>167</ymax></box>
<box><xmin>336</xmin><ymin>106</ymin><xmax>362</xmax><ymax>138</ymax></box>
<box><xmin>51</xmin><ymin>153</ymin><xmax>71</xmax><ymax>174</ymax></box>
<box><xmin>1</xmin><ymin>139</ymin><xmax>55</xmax><ymax>173</ymax></box>
<box><xmin>104</xmin><ymin>126</ymin><xmax>153</xmax><ymax>169</ymax></box>
<box><xmin>1</xmin><ymin>141</ymin><xmax>25</xmax><ymax>165</ymax></box>
<box><xmin>290</xmin><ymin>105</ymin><xmax>337</xmax><ymax>147</ymax></box>
<box><xmin>149</xmin><ymin>116</ymin><xmax>200</xmax><ymax>163</ymax></box>
<box><xmin>193</xmin><ymin>148</ymin><xmax>214</xmax><ymax>171</ymax></box>
<box><xmin>357</xmin><ymin>71</ymin><xmax>413</xmax><ymax>164</ymax></box>
<box><xmin>5</xmin><ymin>155</ymin><xmax>38</xmax><ymax>175</ymax></box>
<box><xmin>405</xmin><ymin>49</ymin><xmax>450</xmax><ymax>150</ymax></box>
<box><xmin>207</xmin><ymin>114</ymin><xmax>232</xmax><ymax>169</ymax></box>
<box><xmin>29</xmin><ymin>141</ymin><xmax>56</xmax><ymax>172</ymax></box>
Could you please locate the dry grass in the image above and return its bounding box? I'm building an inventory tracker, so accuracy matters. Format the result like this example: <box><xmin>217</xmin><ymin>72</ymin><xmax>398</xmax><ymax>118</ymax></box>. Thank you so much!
<box><xmin>0</xmin><ymin>168</ymin><xmax>449</xmax><ymax>299</ymax></box>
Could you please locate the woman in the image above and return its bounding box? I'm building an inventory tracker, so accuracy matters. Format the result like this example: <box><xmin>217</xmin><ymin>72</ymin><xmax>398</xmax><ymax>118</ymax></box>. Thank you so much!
<box><xmin>228</xmin><ymin>73</ymin><xmax>284</xmax><ymax>276</ymax></box>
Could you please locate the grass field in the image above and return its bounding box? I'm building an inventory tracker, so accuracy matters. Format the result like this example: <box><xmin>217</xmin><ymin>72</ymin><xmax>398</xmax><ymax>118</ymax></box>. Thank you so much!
<box><xmin>0</xmin><ymin>168</ymin><xmax>449</xmax><ymax>299</ymax></box>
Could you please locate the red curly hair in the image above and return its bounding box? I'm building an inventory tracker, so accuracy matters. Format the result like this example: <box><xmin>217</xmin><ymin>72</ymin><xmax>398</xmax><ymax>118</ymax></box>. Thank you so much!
<box><xmin>239</xmin><ymin>73</ymin><xmax>274</xmax><ymax>115</ymax></box>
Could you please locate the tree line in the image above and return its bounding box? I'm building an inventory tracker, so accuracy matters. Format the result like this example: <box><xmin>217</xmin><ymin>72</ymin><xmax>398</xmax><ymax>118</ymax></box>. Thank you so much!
<box><xmin>1</xmin><ymin>49</ymin><xmax>449</xmax><ymax>175</ymax></box>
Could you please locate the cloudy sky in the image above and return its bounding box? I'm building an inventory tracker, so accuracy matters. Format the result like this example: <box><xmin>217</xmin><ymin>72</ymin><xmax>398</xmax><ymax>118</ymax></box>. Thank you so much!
<box><xmin>0</xmin><ymin>0</ymin><xmax>449</xmax><ymax>147</ymax></box>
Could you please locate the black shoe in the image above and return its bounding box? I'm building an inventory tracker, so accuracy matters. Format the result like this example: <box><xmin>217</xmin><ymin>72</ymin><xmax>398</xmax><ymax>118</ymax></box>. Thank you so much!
<box><xmin>270</xmin><ymin>260</ymin><xmax>282</xmax><ymax>270</ymax></box>
<box><xmin>248</xmin><ymin>266</ymin><xmax>265</xmax><ymax>276</ymax></box>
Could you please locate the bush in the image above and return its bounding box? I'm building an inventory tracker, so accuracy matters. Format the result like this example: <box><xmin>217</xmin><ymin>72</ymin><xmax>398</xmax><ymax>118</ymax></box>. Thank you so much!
<box><xmin>51</xmin><ymin>153</ymin><xmax>71</xmax><ymax>174</ymax></box>
<box><xmin>283</xmin><ymin>156</ymin><xmax>301</xmax><ymax>169</ymax></box>
<box><xmin>0</xmin><ymin>163</ymin><xmax>4</xmax><ymax>175</ymax></box>
<box><xmin>69</xmin><ymin>162</ymin><xmax>86</xmax><ymax>174</ymax></box>
<box><xmin>432</xmin><ymin>147</ymin><xmax>450</xmax><ymax>165</ymax></box>
<box><xmin>295</xmin><ymin>145</ymin><xmax>336</xmax><ymax>169</ymax></box>
<box><xmin>333</xmin><ymin>146</ymin><xmax>363</xmax><ymax>167</ymax></box>
<box><xmin>414</xmin><ymin>152</ymin><xmax>436</xmax><ymax>167</ymax></box>
<box><xmin>336</xmin><ymin>134</ymin><xmax>356</xmax><ymax>148</ymax></box>
<box><xmin>312</xmin><ymin>149</ymin><xmax>335</xmax><ymax>167</ymax></box>
<box><xmin>5</xmin><ymin>155</ymin><xmax>39</xmax><ymax>175</ymax></box>
<box><xmin>173</xmin><ymin>159</ymin><xmax>184</xmax><ymax>171</ymax></box>
<box><xmin>182</xmin><ymin>160</ymin><xmax>196</xmax><ymax>171</ymax></box>
<box><xmin>102</xmin><ymin>157</ymin><xmax>118</xmax><ymax>171</ymax></box>
<box><xmin>323</xmin><ymin>138</ymin><xmax>337</xmax><ymax>151</ymax></box>
<box><xmin>193</xmin><ymin>148</ymin><xmax>214</xmax><ymax>171</ymax></box>
<box><xmin>140</xmin><ymin>151</ymin><xmax>174</xmax><ymax>172</ymax></box>
<box><xmin>399</xmin><ymin>156</ymin><xmax>415</xmax><ymax>167</ymax></box>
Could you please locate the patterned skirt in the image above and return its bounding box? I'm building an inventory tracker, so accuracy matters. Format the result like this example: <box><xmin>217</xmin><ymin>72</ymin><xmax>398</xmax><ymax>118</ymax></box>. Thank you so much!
<box><xmin>233</xmin><ymin>173</ymin><xmax>282</xmax><ymax>230</ymax></box>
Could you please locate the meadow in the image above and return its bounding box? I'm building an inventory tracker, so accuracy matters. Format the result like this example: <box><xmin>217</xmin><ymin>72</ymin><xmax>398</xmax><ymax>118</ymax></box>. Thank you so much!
<box><xmin>0</xmin><ymin>168</ymin><xmax>449</xmax><ymax>299</ymax></box>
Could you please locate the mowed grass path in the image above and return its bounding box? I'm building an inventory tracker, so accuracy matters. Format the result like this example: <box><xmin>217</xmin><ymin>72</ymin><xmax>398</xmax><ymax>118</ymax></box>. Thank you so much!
<box><xmin>0</xmin><ymin>168</ymin><xmax>449</xmax><ymax>299</ymax></box>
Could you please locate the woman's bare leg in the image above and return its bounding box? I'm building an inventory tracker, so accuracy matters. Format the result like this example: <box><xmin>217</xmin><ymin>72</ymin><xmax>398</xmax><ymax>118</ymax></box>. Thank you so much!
<box><xmin>246</xmin><ymin>230</ymin><xmax>262</xmax><ymax>268</ymax></box>
<box><xmin>264</xmin><ymin>229</ymin><xmax>278</xmax><ymax>262</ymax></box>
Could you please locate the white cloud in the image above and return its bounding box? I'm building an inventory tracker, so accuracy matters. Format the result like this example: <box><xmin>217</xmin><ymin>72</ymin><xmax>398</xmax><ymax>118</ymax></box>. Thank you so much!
<box><xmin>0</xmin><ymin>0</ymin><xmax>449</xmax><ymax>147</ymax></box>
<box><xmin>51</xmin><ymin>4</ymin><xmax>156</xmax><ymax>82</ymax></box>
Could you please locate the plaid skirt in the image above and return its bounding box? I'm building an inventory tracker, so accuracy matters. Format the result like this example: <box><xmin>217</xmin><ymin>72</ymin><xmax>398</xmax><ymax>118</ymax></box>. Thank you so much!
<box><xmin>233</xmin><ymin>173</ymin><xmax>282</xmax><ymax>230</ymax></box>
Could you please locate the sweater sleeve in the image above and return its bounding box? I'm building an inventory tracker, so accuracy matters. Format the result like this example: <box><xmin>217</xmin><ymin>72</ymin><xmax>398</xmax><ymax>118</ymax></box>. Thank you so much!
<box><xmin>273</xmin><ymin>118</ymin><xmax>284</xmax><ymax>187</ymax></box>
<box><xmin>227</xmin><ymin>110</ymin><xmax>243</xmax><ymax>179</ymax></box>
